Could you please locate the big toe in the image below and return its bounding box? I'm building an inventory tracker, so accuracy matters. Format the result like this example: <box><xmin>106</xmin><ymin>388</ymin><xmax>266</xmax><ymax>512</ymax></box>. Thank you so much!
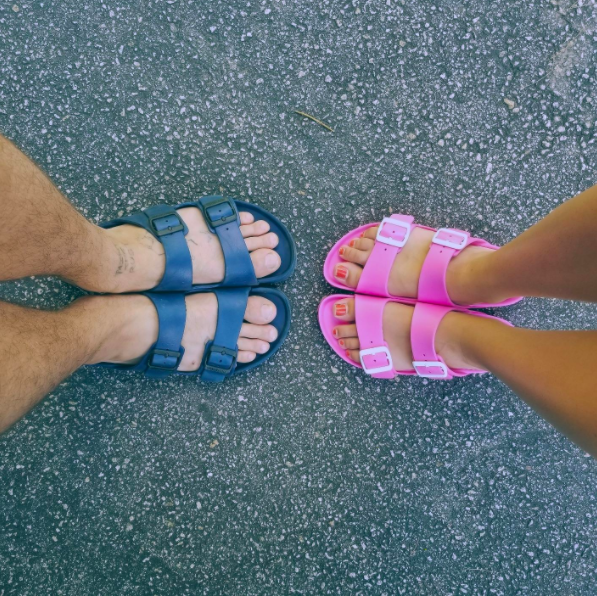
<box><xmin>245</xmin><ymin>295</ymin><xmax>277</xmax><ymax>324</ymax></box>
<box><xmin>251</xmin><ymin>248</ymin><xmax>282</xmax><ymax>279</ymax></box>
<box><xmin>332</xmin><ymin>297</ymin><xmax>356</xmax><ymax>321</ymax></box>
<box><xmin>333</xmin><ymin>262</ymin><xmax>363</xmax><ymax>289</ymax></box>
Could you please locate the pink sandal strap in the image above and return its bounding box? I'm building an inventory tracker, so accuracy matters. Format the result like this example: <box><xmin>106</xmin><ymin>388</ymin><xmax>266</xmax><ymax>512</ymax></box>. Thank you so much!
<box><xmin>356</xmin><ymin>214</ymin><xmax>414</xmax><ymax>297</ymax></box>
<box><xmin>354</xmin><ymin>295</ymin><xmax>395</xmax><ymax>379</ymax></box>
<box><xmin>418</xmin><ymin>228</ymin><xmax>474</xmax><ymax>306</ymax></box>
<box><xmin>410</xmin><ymin>302</ymin><xmax>456</xmax><ymax>379</ymax></box>
<box><xmin>347</xmin><ymin>297</ymin><xmax>501</xmax><ymax>380</ymax></box>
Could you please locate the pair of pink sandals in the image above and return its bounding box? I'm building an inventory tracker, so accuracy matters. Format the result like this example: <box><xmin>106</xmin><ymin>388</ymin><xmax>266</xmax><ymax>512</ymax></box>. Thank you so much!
<box><xmin>318</xmin><ymin>214</ymin><xmax>522</xmax><ymax>380</ymax></box>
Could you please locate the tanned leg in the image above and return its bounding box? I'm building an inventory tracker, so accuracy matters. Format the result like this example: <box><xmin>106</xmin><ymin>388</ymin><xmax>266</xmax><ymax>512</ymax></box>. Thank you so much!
<box><xmin>333</xmin><ymin>300</ymin><xmax>597</xmax><ymax>458</ymax></box>
<box><xmin>331</xmin><ymin>182</ymin><xmax>597</xmax><ymax>305</ymax></box>
<box><xmin>455</xmin><ymin>182</ymin><xmax>597</xmax><ymax>305</ymax></box>
<box><xmin>0</xmin><ymin>133</ymin><xmax>282</xmax><ymax>293</ymax></box>
<box><xmin>446</xmin><ymin>313</ymin><xmax>597</xmax><ymax>457</ymax></box>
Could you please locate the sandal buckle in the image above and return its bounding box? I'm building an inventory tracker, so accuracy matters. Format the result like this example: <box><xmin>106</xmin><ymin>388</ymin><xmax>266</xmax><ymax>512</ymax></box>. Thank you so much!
<box><xmin>202</xmin><ymin>197</ymin><xmax>238</xmax><ymax>229</ymax></box>
<box><xmin>432</xmin><ymin>228</ymin><xmax>469</xmax><ymax>250</ymax></box>
<box><xmin>359</xmin><ymin>346</ymin><xmax>393</xmax><ymax>375</ymax></box>
<box><xmin>413</xmin><ymin>360</ymin><xmax>449</xmax><ymax>379</ymax></box>
<box><xmin>148</xmin><ymin>212</ymin><xmax>185</xmax><ymax>237</ymax></box>
<box><xmin>376</xmin><ymin>217</ymin><xmax>411</xmax><ymax>248</ymax></box>
<box><xmin>148</xmin><ymin>348</ymin><xmax>183</xmax><ymax>371</ymax></box>
<box><xmin>204</xmin><ymin>344</ymin><xmax>238</xmax><ymax>375</ymax></box>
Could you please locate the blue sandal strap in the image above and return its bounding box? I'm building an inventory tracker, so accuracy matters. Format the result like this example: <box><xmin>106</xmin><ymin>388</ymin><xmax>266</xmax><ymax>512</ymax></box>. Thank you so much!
<box><xmin>197</xmin><ymin>196</ymin><xmax>258</xmax><ymax>287</ymax></box>
<box><xmin>200</xmin><ymin>287</ymin><xmax>250</xmax><ymax>382</ymax></box>
<box><xmin>139</xmin><ymin>292</ymin><xmax>187</xmax><ymax>379</ymax></box>
<box><xmin>140</xmin><ymin>205</ymin><xmax>193</xmax><ymax>292</ymax></box>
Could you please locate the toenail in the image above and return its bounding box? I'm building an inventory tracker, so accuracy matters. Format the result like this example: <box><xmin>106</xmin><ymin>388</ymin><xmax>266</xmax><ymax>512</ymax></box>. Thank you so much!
<box><xmin>333</xmin><ymin>328</ymin><xmax>339</xmax><ymax>337</ymax></box>
<box><xmin>265</xmin><ymin>253</ymin><xmax>278</xmax><ymax>269</ymax></box>
<box><xmin>336</xmin><ymin>266</ymin><xmax>348</xmax><ymax>280</ymax></box>
<box><xmin>339</xmin><ymin>247</ymin><xmax>346</xmax><ymax>256</ymax></box>
<box><xmin>339</xmin><ymin>339</ymin><xmax>345</xmax><ymax>347</ymax></box>
<box><xmin>269</xmin><ymin>328</ymin><xmax>278</xmax><ymax>341</ymax></box>
<box><xmin>261</xmin><ymin>304</ymin><xmax>274</xmax><ymax>318</ymax></box>
<box><xmin>345</xmin><ymin>349</ymin><xmax>351</xmax><ymax>358</ymax></box>
<box><xmin>334</xmin><ymin>303</ymin><xmax>347</xmax><ymax>317</ymax></box>
<box><xmin>359</xmin><ymin>232</ymin><xmax>364</xmax><ymax>238</ymax></box>
<box><xmin>349</xmin><ymin>239</ymin><xmax>356</xmax><ymax>248</ymax></box>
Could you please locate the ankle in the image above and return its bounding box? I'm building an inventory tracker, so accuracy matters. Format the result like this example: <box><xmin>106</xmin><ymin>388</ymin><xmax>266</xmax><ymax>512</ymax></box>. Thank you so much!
<box><xmin>97</xmin><ymin>226</ymin><xmax>165</xmax><ymax>293</ymax></box>
<box><xmin>434</xmin><ymin>312</ymin><xmax>474</xmax><ymax>370</ymax></box>
<box><xmin>447</xmin><ymin>248</ymin><xmax>509</xmax><ymax>306</ymax></box>
<box><xmin>77</xmin><ymin>294</ymin><xmax>158</xmax><ymax>365</ymax></box>
<box><xmin>436</xmin><ymin>311</ymin><xmax>509</xmax><ymax>371</ymax></box>
<box><xmin>66</xmin><ymin>224</ymin><xmax>165</xmax><ymax>294</ymax></box>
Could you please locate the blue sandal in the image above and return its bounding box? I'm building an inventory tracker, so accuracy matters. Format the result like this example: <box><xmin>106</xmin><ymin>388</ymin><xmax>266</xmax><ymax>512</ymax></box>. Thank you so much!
<box><xmin>93</xmin><ymin>288</ymin><xmax>291</xmax><ymax>382</ymax></box>
<box><xmin>100</xmin><ymin>196</ymin><xmax>296</xmax><ymax>292</ymax></box>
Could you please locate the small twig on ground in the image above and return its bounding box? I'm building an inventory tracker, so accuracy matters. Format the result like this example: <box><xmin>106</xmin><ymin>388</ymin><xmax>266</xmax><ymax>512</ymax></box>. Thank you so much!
<box><xmin>294</xmin><ymin>110</ymin><xmax>334</xmax><ymax>132</ymax></box>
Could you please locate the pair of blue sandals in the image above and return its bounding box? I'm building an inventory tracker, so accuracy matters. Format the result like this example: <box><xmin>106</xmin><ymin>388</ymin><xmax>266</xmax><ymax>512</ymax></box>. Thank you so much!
<box><xmin>96</xmin><ymin>196</ymin><xmax>296</xmax><ymax>382</ymax></box>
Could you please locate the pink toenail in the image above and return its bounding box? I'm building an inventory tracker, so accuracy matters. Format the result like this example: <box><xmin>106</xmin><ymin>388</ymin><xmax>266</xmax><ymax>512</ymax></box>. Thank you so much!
<box><xmin>335</xmin><ymin>304</ymin><xmax>347</xmax><ymax>316</ymax></box>
<box><xmin>349</xmin><ymin>239</ymin><xmax>356</xmax><ymax>248</ymax></box>
<box><xmin>333</xmin><ymin>328</ymin><xmax>339</xmax><ymax>337</ymax></box>
<box><xmin>336</xmin><ymin>266</ymin><xmax>348</xmax><ymax>280</ymax></box>
<box><xmin>339</xmin><ymin>339</ymin><xmax>345</xmax><ymax>347</ymax></box>
<box><xmin>345</xmin><ymin>349</ymin><xmax>351</xmax><ymax>358</ymax></box>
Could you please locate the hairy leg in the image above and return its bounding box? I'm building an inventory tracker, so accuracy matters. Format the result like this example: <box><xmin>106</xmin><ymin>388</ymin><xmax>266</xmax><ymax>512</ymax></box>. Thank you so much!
<box><xmin>0</xmin><ymin>134</ymin><xmax>113</xmax><ymax>289</ymax></box>
<box><xmin>0</xmin><ymin>298</ymin><xmax>107</xmax><ymax>432</ymax></box>
<box><xmin>0</xmin><ymin>133</ymin><xmax>281</xmax><ymax>292</ymax></box>
<box><xmin>0</xmin><ymin>294</ymin><xmax>278</xmax><ymax>434</ymax></box>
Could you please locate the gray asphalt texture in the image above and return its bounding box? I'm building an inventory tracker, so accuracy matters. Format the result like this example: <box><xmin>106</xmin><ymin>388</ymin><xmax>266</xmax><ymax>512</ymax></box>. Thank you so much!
<box><xmin>2</xmin><ymin>1</ymin><xmax>597</xmax><ymax>595</ymax></box>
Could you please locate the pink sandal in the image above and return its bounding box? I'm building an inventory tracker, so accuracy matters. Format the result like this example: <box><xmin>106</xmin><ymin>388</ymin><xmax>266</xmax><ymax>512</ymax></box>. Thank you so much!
<box><xmin>319</xmin><ymin>294</ymin><xmax>513</xmax><ymax>379</ymax></box>
<box><xmin>323</xmin><ymin>214</ymin><xmax>522</xmax><ymax>308</ymax></box>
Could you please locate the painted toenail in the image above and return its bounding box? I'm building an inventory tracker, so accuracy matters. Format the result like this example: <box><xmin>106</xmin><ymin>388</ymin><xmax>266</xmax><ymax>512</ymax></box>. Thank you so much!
<box><xmin>336</xmin><ymin>266</ymin><xmax>348</xmax><ymax>280</ymax></box>
<box><xmin>339</xmin><ymin>339</ymin><xmax>345</xmax><ymax>347</ymax></box>
<box><xmin>265</xmin><ymin>253</ymin><xmax>278</xmax><ymax>269</ymax></box>
<box><xmin>345</xmin><ymin>349</ymin><xmax>351</xmax><ymax>357</ymax></box>
<box><xmin>359</xmin><ymin>232</ymin><xmax>365</xmax><ymax>238</ymax></box>
<box><xmin>334</xmin><ymin>303</ymin><xmax>347</xmax><ymax>316</ymax></box>
<box><xmin>349</xmin><ymin>239</ymin><xmax>356</xmax><ymax>248</ymax></box>
<box><xmin>339</xmin><ymin>246</ymin><xmax>346</xmax><ymax>256</ymax></box>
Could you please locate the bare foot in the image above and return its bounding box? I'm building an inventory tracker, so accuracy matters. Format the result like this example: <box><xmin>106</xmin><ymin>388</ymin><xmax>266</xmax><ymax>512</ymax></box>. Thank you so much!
<box><xmin>332</xmin><ymin>225</ymin><xmax>496</xmax><ymax>305</ymax></box>
<box><xmin>101</xmin><ymin>208</ymin><xmax>282</xmax><ymax>293</ymax></box>
<box><xmin>330</xmin><ymin>297</ymin><xmax>480</xmax><ymax>372</ymax></box>
<box><xmin>87</xmin><ymin>293</ymin><xmax>278</xmax><ymax>369</ymax></box>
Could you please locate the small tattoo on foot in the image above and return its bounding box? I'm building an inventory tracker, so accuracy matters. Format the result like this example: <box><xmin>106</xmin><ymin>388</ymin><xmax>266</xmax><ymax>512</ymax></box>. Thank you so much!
<box><xmin>115</xmin><ymin>245</ymin><xmax>136</xmax><ymax>275</ymax></box>
<box><xmin>127</xmin><ymin>247</ymin><xmax>135</xmax><ymax>273</ymax></box>
<box><xmin>115</xmin><ymin>246</ymin><xmax>126</xmax><ymax>275</ymax></box>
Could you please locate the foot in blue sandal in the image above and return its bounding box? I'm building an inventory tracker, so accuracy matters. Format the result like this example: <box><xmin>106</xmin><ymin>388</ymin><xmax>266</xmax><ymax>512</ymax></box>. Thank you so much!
<box><xmin>97</xmin><ymin>196</ymin><xmax>296</xmax><ymax>293</ymax></box>
<box><xmin>87</xmin><ymin>288</ymin><xmax>291</xmax><ymax>381</ymax></box>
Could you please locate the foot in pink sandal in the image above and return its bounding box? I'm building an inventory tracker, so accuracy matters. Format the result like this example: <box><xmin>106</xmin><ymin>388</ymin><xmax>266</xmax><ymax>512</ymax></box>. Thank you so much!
<box><xmin>319</xmin><ymin>294</ymin><xmax>513</xmax><ymax>379</ymax></box>
<box><xmin>323</xmin><ymin>215</ymin><xmax>522</xmax><ymax>308</ymax></box>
